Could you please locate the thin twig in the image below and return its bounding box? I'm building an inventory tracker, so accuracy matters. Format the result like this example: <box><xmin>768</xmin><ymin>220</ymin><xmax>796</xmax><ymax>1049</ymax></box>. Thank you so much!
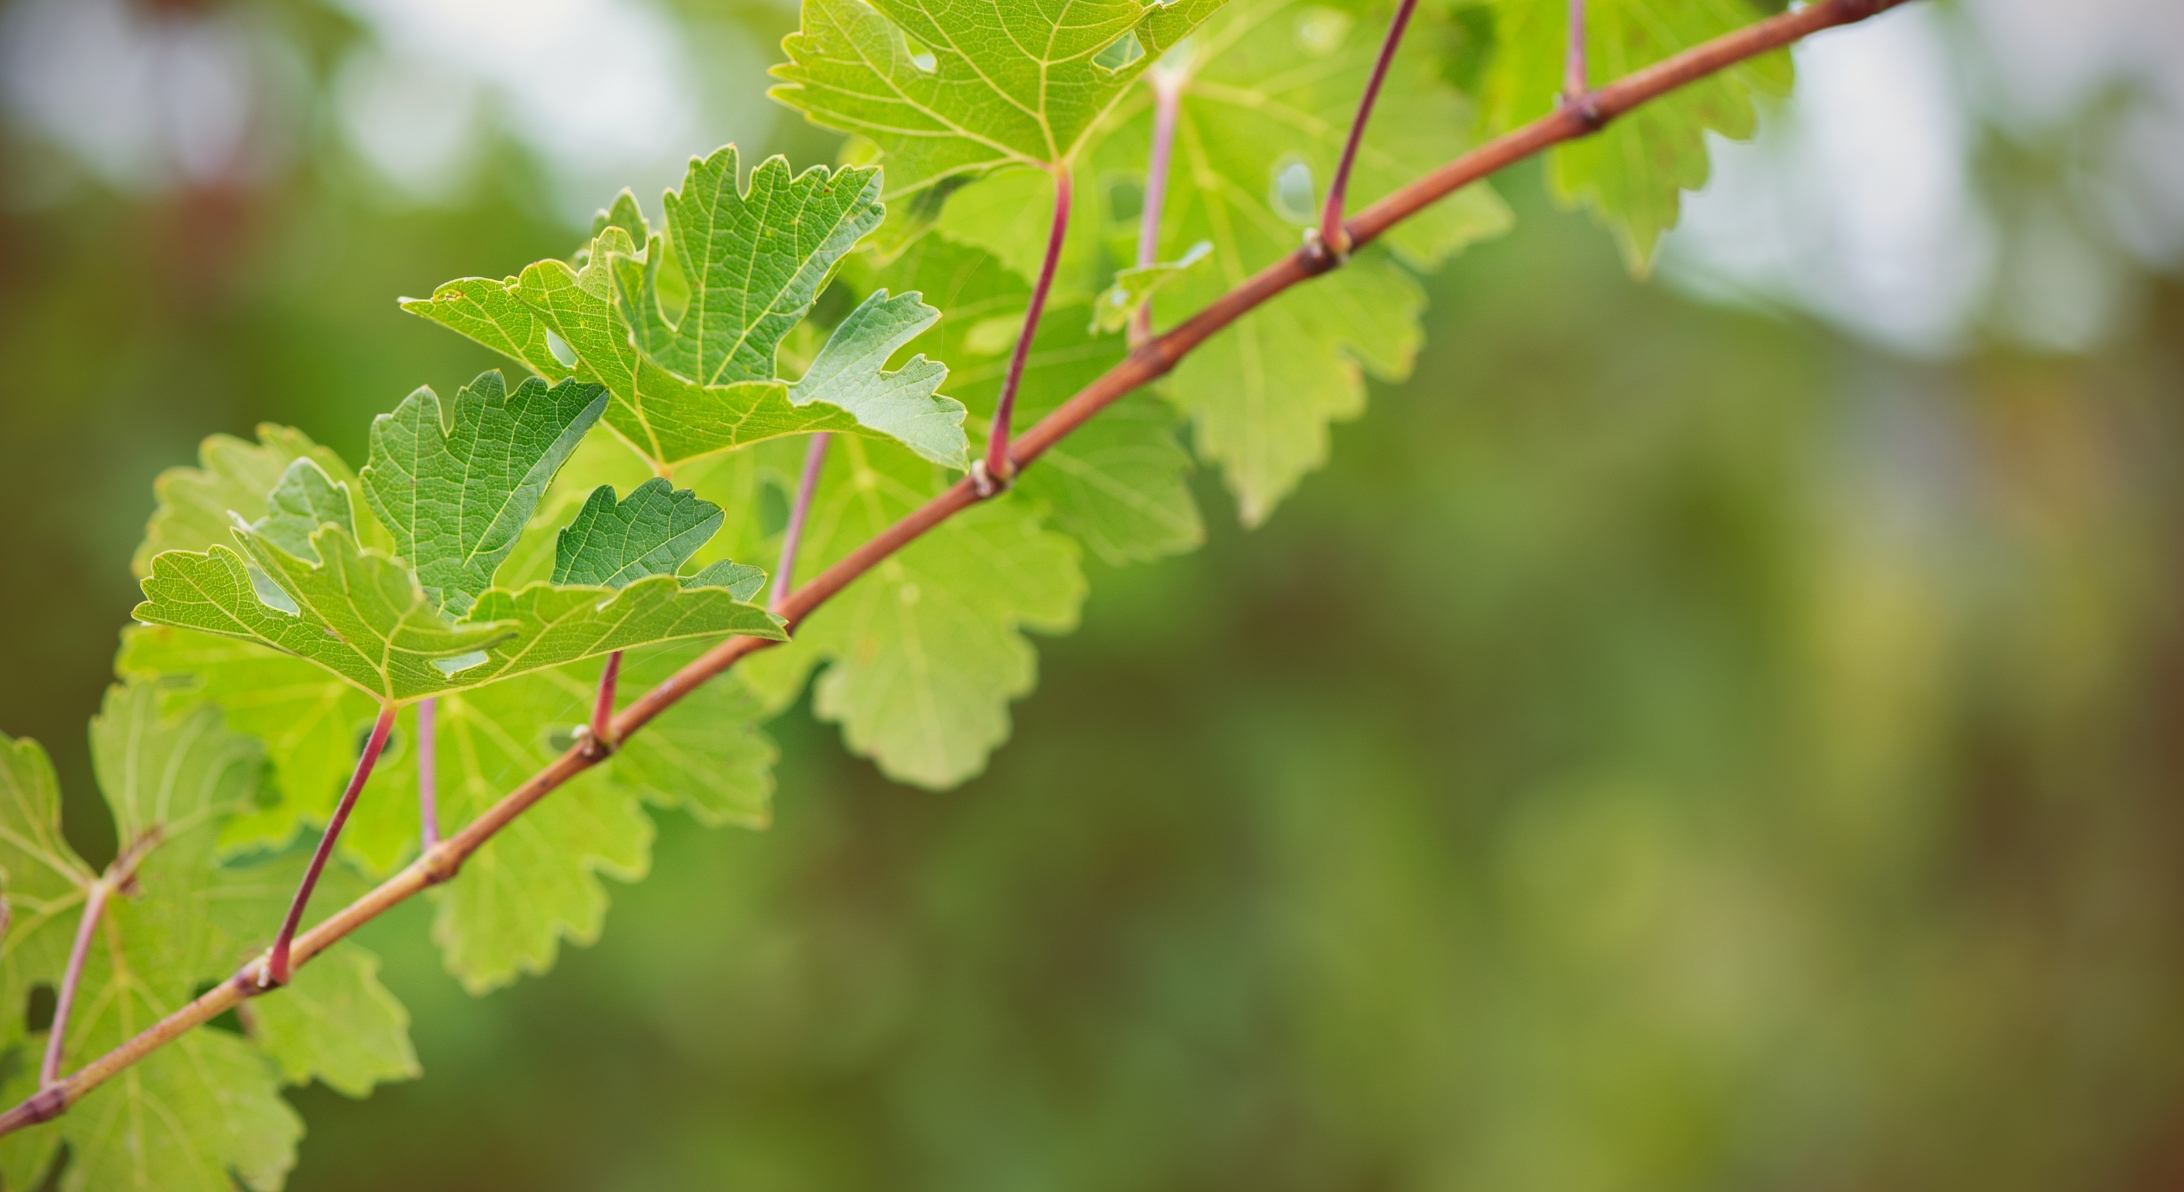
<box><xmin>1319</xmin><ymin>0</ymin><xmax>1420</xmax><ymax>258</ymax></box>
<box><xmin>776</xmin><ymin>432</ymin><xmax>830</xmax><ymax>611</ymax></box>
<box><xmin>264</xmin><ymin>704</ymin><xmax>396</xmax><ymax>987</ymax></box>
<box><xmin>981</xmin><ymin>162</ymin><xmax>1073</xmax><ymax>492</ymax></box>
<box><xmin>0</xmin><ymin>0</ymin><xmax>1907</xmax><ymax>1137</ymax></box>
<box><xmin>417</xmin><ymin>698</ymin><xmax>438</xmax><ymax>849</ymax></box>
<box><xmin>40</xmin><ymin>880</ymin><xmax>110</xmax><ymax>1089</ymax></box>
<box><xmin>1130</xmin><ymin>70</ymin><xmax>1187</xmax><ymax>349</ymax></box>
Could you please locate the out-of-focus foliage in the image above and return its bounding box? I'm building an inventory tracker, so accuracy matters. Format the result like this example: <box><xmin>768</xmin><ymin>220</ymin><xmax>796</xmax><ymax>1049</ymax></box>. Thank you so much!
<box><xmin>1</xmin><ymin>0</ymin><xmax>2182</xmax><ymax>1188</ymax></box>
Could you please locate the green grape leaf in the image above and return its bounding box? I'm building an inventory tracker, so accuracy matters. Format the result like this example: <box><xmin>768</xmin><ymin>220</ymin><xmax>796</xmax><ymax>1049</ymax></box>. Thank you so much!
<box><xmin>859</xmin><ymin>236</ymin><xmax>1202</xmax><ymax>563</ymax></box>
<box><xmin>134</xmin><ymin>524</ymin><xmax>785</xmax><ymax>706</ymax></box>
<box><xmin>1080</xmin><ymin>0</ymin><xmax>1511</xmax><ymax>524</ymax></box>
<box><xmin>134</xmin><ymin>424</ymin><xmax>384</xmax><ymax>575</ymax></box>
<box><xmin>1090</xmin><ymin>240</ymin><xmax>1211</xmax><ymax>333</ymax></box>
<box><xmin>740</xmin><ymin>435</ymin><xmax>1085</xmax><ymax>787</ymax></box>
<box><xmin>404</xmin><ymin>151</ymin><xmax>968</xmax><ymax>473</ymax></box>
<box><xmin>0</xmin><ymin>684</ymin><xmax>414</xmax><ymax>1190</ymax></box>
<box><xmin>769</xmin><ymin>0</ymin><xmax>1232</xmax><ymax>197</ymax></box>
<box><xmin>1482</xmin><ymin>0</ymin><xmax>1793</xmax><ymax>270</ymax></box>
<box><xmin>553</xmin><ymin>478</ymin><xmax>725</xmax><ymax>589</ymax></box>
<box><xmin>251</xmin><ymin>458</ymin><xmax>356</xmax><ymax>563</ymax></box>
<box><xmin>360</xmin><ymin>372</ymin><xmax>608</xmax><ymax>614</ymax></box>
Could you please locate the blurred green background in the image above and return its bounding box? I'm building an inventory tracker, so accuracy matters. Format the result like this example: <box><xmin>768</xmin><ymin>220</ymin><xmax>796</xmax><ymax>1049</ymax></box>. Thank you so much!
<box><xmin>4</xmin><ymin>0</ymin><xmax>2184</xmax><ymax>1187</ymax></box>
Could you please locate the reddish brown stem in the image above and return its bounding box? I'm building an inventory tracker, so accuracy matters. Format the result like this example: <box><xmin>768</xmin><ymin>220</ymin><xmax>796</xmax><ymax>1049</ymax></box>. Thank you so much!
<box><xmin>417</xmin><ymin>698</ymin><xmax>438</xmax><ymax>849</ymax></box>
<box><xmin>587</xmin><ymin>652</ymin><xmax>622</xmax><ymax>757</ymax></box>
<box><xmin>265</xmin><ymin>703</ymin><xmax>395</xmax><ymax>987</ymax></box>
<box><xmin>775</xmin><ymin>432</ymin><xmax>830</xmax><ymax>610</ymax></box>
<box><xmin>983</xmin><ymin>162</ymin><xmax>1072</xmax><ymax>489</ymax></box>
<box><xmin>40</xmin><ymin>880</ymin><xmax>111</xmax><ymax>1089</ymax></box>
<box><xmin>0</xmin><ymin>0</ymin><xmax>1908</xmax><ymax>1138</ymax></box>
<box><xmin>1130</xmin><ymin>72</ymin><xmax>1186</xmax><ymax>348</ymax></box>
<box><xmin>1319</xmin><ymin>0</ymin><xmax>1420</xmax><ymax>256</ymax></box>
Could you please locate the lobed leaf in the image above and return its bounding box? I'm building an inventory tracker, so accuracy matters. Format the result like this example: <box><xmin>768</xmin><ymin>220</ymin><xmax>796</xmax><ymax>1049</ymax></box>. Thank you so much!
<box><xmin>359</xmin><ymin>371</ymin><xmax>608</xmax><ymax>614</ymax></box>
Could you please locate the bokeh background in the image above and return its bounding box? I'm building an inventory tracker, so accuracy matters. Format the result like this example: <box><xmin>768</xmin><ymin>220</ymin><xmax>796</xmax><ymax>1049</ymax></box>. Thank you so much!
<box><xmin>4</xmin><ymin>0</ymin><xmax>2184</xmax><ymax>1187</ymax></box>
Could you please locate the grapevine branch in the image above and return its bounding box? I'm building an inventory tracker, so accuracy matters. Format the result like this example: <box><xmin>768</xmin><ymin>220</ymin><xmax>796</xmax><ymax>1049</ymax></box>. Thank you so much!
<box><xmin>0</xmin><ymin>0</ymin><xmax>1905</xmax><ymax>1137</ymax></box>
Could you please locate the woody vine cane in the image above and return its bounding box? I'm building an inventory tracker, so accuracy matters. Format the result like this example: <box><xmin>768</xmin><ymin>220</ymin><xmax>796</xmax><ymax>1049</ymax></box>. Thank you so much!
<box><xmin>0</xmin><ymin>0</ymin><xmax>1912</xmax><ymax>1146</ymax></box>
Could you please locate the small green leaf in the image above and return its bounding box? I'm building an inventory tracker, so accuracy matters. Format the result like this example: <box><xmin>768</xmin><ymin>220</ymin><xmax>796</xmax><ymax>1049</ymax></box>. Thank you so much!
<box><xmin>770</xmin><ymin>0</ymin><xmax>1232</xmax><ymax>196</ymax></box>
<box><xmin>553</xmin><ymin>479</ymin><xmax>725</xmax><ymax>589</ymax></box>
<box><xmin>683</xmin><ymin>559</ymin><xmax>769</xmax><ymax>600</ymax></box>
<box><xmin>1090</xmin><ymin>240</ymin><xmax>1211</xmax><ymax>333</ymax></box>
<box><xmin>251</xmin><ymin>458</ymin><xmax>356</xmax><ymax>563</ymax></box>
<box><xmin>788</xmin><ymin>289</ymin><xmax>965</xmax><ymax>467</ymax></box>
<box><xmin>134</xmin><ymin>424</ymin><xmax>381</xmax><ymax>576</ymax></box>
<box><xmin>1482</xmin><ymin>0</ymin><xmax>1793</xmax><ymax>270</ymax></box>
<box><xmin>361</xmin><ymin>371</ymin><xmax>608</xmax><ymax>614</ymax></box>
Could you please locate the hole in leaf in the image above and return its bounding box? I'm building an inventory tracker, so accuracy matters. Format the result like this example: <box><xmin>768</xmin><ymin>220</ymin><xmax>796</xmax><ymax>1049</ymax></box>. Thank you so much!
<box><xmin>432</xmin><ymin>651</ymin><xmax>490</xmax><ymax>677</ymax></box>
<box><xmin>1269</xmin><ymin>156</ymin><xmax>1317</xmax><ymax>226</ymax></box>
<box><xmin>546</xmin><ymin>330</ymin><xmax>577</xmax><ymax>368</ymax></box>
<box><xmin>247</xmin><ymin>565</ymin><xmax>300</xmax><ymax>616</ymax></box>
<box><xmin>1107</xmin><ymin>176</ymin><xmax>1145</xmax><ymax>225</ymax></box>
<box><xmin>899</xmin><ymin>33</ymin><xmax>937</xmax><ymax>72</ymax></box>
<box><xmin>194</xmin><ymin>982</ymin><xmax>246</xmax><ymax>1035</ymax></box>
<box><xmin>25</xmin><ymin>984</ymin><xmax>55</xmax><ymax>1033</ymax></box>
<box><xmin>1094</xmin><ymin>30</ymin><xmax>1144</xmax><ymax>71</ymax></box>
<box><xmin>356</xmin><ymin>721</ymin><xmax>405</xmax><ymax>760</ymax></box>
<box><xmin>1294</xmin><ymin>6</ymin><xmax>1352</xmax><ymax>56</ymax></box>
